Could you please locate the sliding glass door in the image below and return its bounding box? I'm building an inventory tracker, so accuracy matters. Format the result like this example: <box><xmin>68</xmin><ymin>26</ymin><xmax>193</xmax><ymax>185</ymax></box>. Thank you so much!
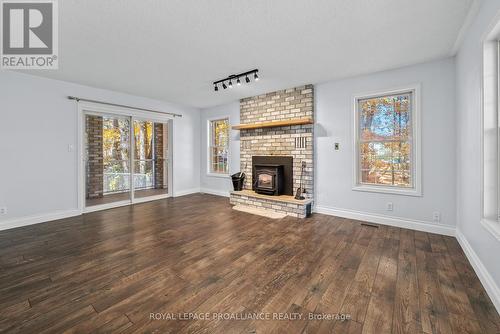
<box><xmin>85</xmin><ymin>114</ymin><xmax>132</xmax><ymax>207</ymax></box>
<box><xmin>83</xmin><ymin>110</ymin><xmax>171</xmax><ymax>211</ymax></box>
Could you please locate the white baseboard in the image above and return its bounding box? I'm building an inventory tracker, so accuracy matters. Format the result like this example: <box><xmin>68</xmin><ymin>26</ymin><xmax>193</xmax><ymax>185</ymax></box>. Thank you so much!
<box><xmin>200</xmin><ymin>188</ymin><xmax>230</xmax><ymax>197</ymax></box>
<box><xmin>0</xmin><ymin>209</ymin><xmax>81</xmax><ymax>232</ymax></box>
<box><xmin>314</xmin><ymin>205</ymin><xmax>456</xmax><ymax>236</ymax></box>
<box><xmin>173</xmin><ymin>188</ymin><xmax>201</xmax><ymax>197</ymax></box>
<box><xmin>456</xmin><ymin>229</ymin><xmax>500</xmax><ymax>314</ymax></box>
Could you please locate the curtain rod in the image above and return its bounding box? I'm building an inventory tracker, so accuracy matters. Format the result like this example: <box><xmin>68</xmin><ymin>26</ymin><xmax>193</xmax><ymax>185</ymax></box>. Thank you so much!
<box><xmin>67</xmin><ymin>96</ymin><xmax>183</xmax><ymax>118</ymax></box>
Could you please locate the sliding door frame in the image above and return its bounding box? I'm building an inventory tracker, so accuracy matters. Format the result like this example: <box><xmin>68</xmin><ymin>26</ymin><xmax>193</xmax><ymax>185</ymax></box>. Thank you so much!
<box><xmin>77</xmin><ymin>101</ymin><xmax>174</xmax><ymax>214</ymax></box>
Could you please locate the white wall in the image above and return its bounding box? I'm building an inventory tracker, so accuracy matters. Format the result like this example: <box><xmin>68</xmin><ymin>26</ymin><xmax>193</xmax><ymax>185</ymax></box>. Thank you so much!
<box><xmin>0</xmin><ymin>71</ymin><xmax>200</xmax><ymax>228</ymax></box>
<box><xmin>200</xmin><ymin>102</ymin><xmax>240</xmax><ymax>196</ymax></box>
<box><xmin>314</xmin><ymin>58</ymin><xmax>457</xmax><ymax>234</ymax></box>
<box><xmin>456</xmin><ymin>0</ymin><xmax>500</xmax><ymax>311</ymax></box>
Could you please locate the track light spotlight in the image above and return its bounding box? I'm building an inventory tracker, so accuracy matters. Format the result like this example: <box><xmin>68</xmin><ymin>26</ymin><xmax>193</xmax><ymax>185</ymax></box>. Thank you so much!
<box><xmin>254</xmin><ymin>72</ymin><xmax>259</xmax><ymax>81</ymax></box>
<box><xmin>237</xmin><ymin>77</ymin><xmax>241</xmax><ymax>86</ymax></box>
<box><xmin>214</xmin><ymin>84</ymin><xmax>218</xmax><ymax>92</ymax></box>
<box><xmin>245</xmin><ymin>76</ymin><xmax>250</xmax><ymax>83</ymax></box>
<box><xmin>222</xmin><ymin>82</ymin><xmax>227</xmax><ymax>89</ymax></box>
<box><xmin>228</xmin><ymin>80</ymin><xmax>233</xmax><ymax>88</ymax></box>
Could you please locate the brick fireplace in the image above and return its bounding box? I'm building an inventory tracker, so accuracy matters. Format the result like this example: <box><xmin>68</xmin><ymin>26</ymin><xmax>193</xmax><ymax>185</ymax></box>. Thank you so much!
<box><xmin>229</xmin><ymin>84</ymin><xmax>314</xmax><ymax>218</ymax></box>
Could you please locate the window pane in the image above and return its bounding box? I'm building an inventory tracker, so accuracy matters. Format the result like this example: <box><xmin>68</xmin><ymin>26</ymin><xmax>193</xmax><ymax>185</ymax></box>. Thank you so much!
<box><xmin>212</xmin><ymin>119</ymin><xmax>229</xmax><ymax>147</ymax></box>
<box><xmin>103</xmin><ymin>117</ymin><xmax>130</xmax><ymax>161</ymax></box>
<box><xmin>359</xmin><ymin>93</ymin><xmax>411</xmax><ymax>141</ymax></box>
<box><xmin>102</xmin><ymin>117</ymin><xmax>131</xmax><ymax>194</ymax></box>
<box><xmin>133</xmin><ymin>120</ymin><xmax>153</xmax><ymax>160</ymax></box>
<box><xmin>103</xmin><ymin>160</ymin><xmax>131</xmax><ymax>193</ymax></box>
<box><xmin>360</xmin><ymin>140</ymin><xmax>412</xmax><ymax>187</ymax></box>
<box><xmin>211</xmin><ymin>146</ymin><xmax>228</xmax><ymax>174</ymax></box>
<box><xmin>134</xmin><ymin>121</ymin><xmax>169</xmax><ymax>199</ymax></box>
<box><xmin>134</xmin><ymin>160</ymin><xmax>154</xmax><ymax>190</ymax></box>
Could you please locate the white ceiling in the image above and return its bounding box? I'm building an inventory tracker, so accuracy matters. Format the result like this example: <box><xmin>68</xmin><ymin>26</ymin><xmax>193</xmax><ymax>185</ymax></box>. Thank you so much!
<box><xmin>27</xmin><ymin>0</ymin><xmax>474</xmax><ymax>108</ymax></box>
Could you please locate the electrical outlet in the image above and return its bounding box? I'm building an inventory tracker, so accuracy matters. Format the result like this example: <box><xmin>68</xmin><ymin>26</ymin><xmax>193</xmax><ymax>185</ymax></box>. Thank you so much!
<box><xmin>433</xmin><ymin>212</ymin><xmax>441</xmax><ymax>223</ymax></box>
<box><xmin>386</xmin><ymin>202</ymin><xmax>393</xmax><ymax>211</ymax></box>
<box><xmin>0</xmin><ymin>207</ymin><xmax>7</xmax><ymax>215</ymax></box>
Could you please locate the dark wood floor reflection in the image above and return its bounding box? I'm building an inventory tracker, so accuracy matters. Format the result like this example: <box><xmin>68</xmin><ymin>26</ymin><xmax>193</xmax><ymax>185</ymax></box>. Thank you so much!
<box><xmin>0</xmin><ymin>194</ymin><xmax>498</xmax><ymax>333</ymax></box>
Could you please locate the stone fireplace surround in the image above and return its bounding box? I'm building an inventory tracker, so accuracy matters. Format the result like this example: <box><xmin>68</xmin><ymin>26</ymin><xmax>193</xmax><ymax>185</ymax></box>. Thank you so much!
<box><xmin>229</xmin><ymin>85</ymin><xmax>314</xmax><ymax>218</ymax></box>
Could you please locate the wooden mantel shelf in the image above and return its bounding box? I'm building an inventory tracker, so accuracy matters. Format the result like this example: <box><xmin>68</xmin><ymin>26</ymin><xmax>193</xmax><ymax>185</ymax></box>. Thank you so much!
<box><xmin>232</xmin><ymin>117</ymin><xmax>313</xmax><ymax>130</ymax></box>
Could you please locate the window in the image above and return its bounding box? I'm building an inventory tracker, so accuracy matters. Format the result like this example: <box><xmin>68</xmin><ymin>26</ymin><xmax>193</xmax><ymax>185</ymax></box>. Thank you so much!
<box><xmin>479</xmin><ymin>31</ymin><xmax>500</xmax><ymax>240</ymax></box>
<box><xmin>482</xmin><ymin>38</ymin><xmax>500</xmax><ymax>222</ymax></box>
<box><xmin>209</xmin><ymin>118</ymin><xmax>230</xmax><ymax>175</ymax></box>
<box><xmin>354</xmin><ymin>87</ymin><xmax>421</xmax><ymax>196</ymax></box>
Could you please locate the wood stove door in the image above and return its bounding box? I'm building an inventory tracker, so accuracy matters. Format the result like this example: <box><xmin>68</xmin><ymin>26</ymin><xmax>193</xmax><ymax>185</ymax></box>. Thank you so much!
<box><xmin>257</xmin><ymin>172</ymin><xmax>274</xmax><ymax>190</ymax></box>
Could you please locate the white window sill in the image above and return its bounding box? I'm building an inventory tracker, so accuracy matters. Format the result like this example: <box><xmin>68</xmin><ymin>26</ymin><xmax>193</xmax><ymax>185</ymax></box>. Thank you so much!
<box><xmin>481</xmin><ymin>218</ymin><xmax>500</xmax><ymax>242</ymax></box>
<box><xmin>352</xmin><ymin>184</ymin><xmax>422</xmax><ymax>197</ymax></box>
<box><xmin>207</xmin><ymin>173</ymin><xmax>230</xmax><ymax>179</ymax></box>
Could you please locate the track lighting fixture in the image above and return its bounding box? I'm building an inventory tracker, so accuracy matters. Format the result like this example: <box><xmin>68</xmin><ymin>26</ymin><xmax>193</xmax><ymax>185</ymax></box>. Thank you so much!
<box><xmin>213</xmin><ymin>69</ymin><xmax>259</xmax><ymax>92</ymax></box>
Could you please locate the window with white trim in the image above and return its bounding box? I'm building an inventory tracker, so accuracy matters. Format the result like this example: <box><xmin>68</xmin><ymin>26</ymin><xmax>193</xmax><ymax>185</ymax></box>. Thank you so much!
<box><xmin>209</xmin><ymin>118</ymin><xmax>229</xmax><ymax>175</ymax></box>
<box><xmin>354</xmin><ymin>88</ymin><xmax>420</xmax><ymax>195</ymax></box>
<box><xmin>479</xmin><ymin>33</ymin><xmax>500</xmax><ymax>240</ymax></box>
<box><xmin>482</xmin><ymin>38</ymin><xmax>500</xmax><ymax>223</ymax></box>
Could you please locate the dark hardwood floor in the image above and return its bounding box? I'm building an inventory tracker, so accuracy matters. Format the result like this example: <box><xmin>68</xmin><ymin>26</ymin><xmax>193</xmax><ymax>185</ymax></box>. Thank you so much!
<box><xmin>0</xmin><ymin>194</ymin><xmax>498</xmax><ymax>333</ymax></box>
